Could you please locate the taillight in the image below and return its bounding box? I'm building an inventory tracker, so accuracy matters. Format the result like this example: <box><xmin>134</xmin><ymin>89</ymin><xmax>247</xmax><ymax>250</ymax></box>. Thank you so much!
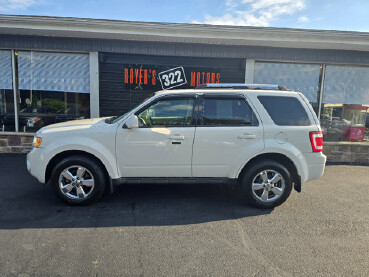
<box><xmin>309</xmin><ymin>131</ymin><xmax>323</xmax><ymax>152</ymax></box>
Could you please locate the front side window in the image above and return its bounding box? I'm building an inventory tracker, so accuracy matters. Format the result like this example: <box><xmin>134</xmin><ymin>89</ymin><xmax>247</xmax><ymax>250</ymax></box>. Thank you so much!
<box><xmin>202</xmin><ymin>97</ymin><xmax>258</xmax><ymax>126</ymax></box>
<box><xmin>137</xmin><ymin>97</ymin><xmax>194</xmax><ymax>127</ymax></box>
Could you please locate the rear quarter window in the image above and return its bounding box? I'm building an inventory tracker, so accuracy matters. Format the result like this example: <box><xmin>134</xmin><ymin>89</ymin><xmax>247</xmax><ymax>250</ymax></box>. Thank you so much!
<box><xmin>258</xmin><ymin>96</ymin><xmax>311</xmax><ymax>126</ymax></box>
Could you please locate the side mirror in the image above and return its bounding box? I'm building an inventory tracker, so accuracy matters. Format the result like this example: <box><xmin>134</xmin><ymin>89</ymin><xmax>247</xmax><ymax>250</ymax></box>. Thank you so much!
<box><xmin>123</xmin><ymin>115</ymin><xmax>139</xmax><ymax>129</ymax></box>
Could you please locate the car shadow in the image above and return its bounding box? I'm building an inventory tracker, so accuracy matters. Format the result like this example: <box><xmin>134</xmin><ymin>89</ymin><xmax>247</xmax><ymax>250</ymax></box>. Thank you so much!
<box><xmin>0</xmin><ymin>154</ymin><xmax>272</xmax><ymax>229</ymax></box>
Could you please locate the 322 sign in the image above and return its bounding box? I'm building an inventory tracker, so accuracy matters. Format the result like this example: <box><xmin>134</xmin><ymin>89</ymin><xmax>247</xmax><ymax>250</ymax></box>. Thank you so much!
<box><xmin>158</xmin><ymin>66</ymin><xmax>187</xmax><ymax>90</ymax></box>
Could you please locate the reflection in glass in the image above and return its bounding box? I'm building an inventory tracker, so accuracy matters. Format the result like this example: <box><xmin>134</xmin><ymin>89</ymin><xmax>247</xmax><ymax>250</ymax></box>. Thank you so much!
<box><xmin>321</xmin><ymin>64</ymin><xmax>369</xmax><ymax>142</ymax></box>
<box><xmin>254</xmin><ymin>62</ymin><xmax>322</xmax><ymax>113</ymax></box>
<box><xmin>323</xmin><ymin>65</ymin><xmax>369</xmax><ymax>105</ymax></box>
<box><xmin>18</xmin><ymin>90</ymin><xmax>90</xmax><ymax>132</ymax></box>
<box><xmin>0</xmin><ymin>50</ymin><xmax>14</xmax><ymax>132</ymax></box>
<box><xmin>203</xmin><ymin>98</ymin><xmax>258</xmax><ymax>126</ymax></box>
<box><xmin>137</xmin><ymin>98</ymin><xmax>194</xmax><ymax>127</ymax></box>
<box><xmin>16</xmin><ymin>51</ymin><xmax>90</xmax><ymax>132</ymax></box>
<box><xmin>0</xmin><ymin>90</ymin><xmax>15</xmax><ymax>132</ymax></box>
<box><xmin>320</xmin><ymin>104</ymin><xmax>369</xmax><ymax>142</ymax></box>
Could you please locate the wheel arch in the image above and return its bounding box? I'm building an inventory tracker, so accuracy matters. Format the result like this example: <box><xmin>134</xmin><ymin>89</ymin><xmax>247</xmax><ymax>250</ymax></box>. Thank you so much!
<box><xmin>45</xmin><ymin>150</ymin><xmax>110</xmax><ymax>185</ymax></box>
<box><xmin>237</xmin><ymin>153</ymin><xmax>301</xmax><ymax>192</ymax></box>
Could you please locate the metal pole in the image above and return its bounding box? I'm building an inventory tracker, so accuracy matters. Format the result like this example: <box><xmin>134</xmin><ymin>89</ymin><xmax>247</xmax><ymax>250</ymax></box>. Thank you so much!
<box><xmin>89</xmin><ymin>52</ymin><xmax>100</xmax><ymax>118</ymax></box>
<box><xmin>317</xmin><ymin>64</ymin><xmax>326</xmax><ymax>122</ymax></box>
<box><xmin>245</xmin><ymin>59</ymin><xmax>255</xmax><ymax>84</ymax></box>
<box><xmin>11</xmin><ymin>49</ymin><xmax>19</xmax><ymax>132</ymax></box>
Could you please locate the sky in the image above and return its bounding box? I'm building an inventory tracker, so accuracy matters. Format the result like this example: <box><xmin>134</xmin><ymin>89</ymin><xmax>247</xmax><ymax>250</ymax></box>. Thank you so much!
<box><xmin>0</xmin><ymin>0</ymin><xmax>369</xmax><ymax>32</ymax></box>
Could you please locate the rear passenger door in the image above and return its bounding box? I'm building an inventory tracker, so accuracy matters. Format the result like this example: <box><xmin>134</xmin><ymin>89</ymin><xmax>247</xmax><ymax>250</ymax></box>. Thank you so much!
<box><xmin>192</xmin><ymin>94</ymin><xmax>264</xmax><ymax>178</ymax></box>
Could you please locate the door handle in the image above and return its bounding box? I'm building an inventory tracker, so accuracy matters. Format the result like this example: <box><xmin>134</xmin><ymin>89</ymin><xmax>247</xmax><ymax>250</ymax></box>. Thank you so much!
<box><xmin>238</xmin><ymin>134</ymin><xmax>256</xmax><ymax>139</ymax></box>
<box><xmin>169</xmin><ymin>135</ymin><xmax>186</xmax><ymax>140</ymax></box>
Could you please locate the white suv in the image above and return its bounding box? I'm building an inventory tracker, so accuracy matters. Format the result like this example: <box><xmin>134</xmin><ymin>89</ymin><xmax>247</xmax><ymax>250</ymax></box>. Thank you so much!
<box><xmin>27</xmin><ymin>84</ymin><xmax>326</xmax><ymax>208</ymax></box>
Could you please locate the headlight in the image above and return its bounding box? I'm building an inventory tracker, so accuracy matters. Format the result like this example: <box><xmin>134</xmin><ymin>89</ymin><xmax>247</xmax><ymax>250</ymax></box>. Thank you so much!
<box><xmin>33</xmin><ymin>137</ymin><xmax>42</xmax><ymax>148</ymax></box>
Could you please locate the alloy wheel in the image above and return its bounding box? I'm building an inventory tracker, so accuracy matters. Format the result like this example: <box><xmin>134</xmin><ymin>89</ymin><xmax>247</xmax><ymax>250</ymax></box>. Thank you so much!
<box><xmin>59</xmin><ymin>165</ymin><xmax>95</xmax><ymax>200</ymax></box>
<box><xmin>251</xmin><ymin>169</ymin><xmax>285</xmax><ymax>202</ymax></box>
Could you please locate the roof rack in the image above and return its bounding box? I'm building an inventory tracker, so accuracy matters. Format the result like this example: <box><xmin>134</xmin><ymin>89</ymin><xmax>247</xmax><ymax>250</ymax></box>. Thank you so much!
<box><xmin>195</xmin><ymin>83</ymin><xmax>290</xmax><ymax>91</ymax></box>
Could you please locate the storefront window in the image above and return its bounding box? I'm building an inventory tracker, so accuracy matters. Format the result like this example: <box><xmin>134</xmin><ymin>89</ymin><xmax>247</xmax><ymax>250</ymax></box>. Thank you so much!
<box><xmin>0</xmin><ymin>90</ymin><xmax>15</xmax><ymax>132</ymax></box>
<box><xmin>254</xmin><ymin>62</ymin><xmax>322</xmax><ymax>114</ymax></box>
<box><xmin>321</xmin><ymin>65</ymin><xmax>369</xmax><ymax>142</ymax></box>
<box><xmin>0</xmin><ymin>50</ymin><xmax>15</xmax><ymax>132</ymax></box>
<box><xmin>321</xmin><ymin>104</ymin><xmax>369</xmax><ymax>142</ymax></box>
<box><xmin>17</xmin><ymin>90</ymin><xmax>90</xmax><ymax>132</ymax></box>
<box><xmin>16</xmin><ymin>51</ymin><xmax>90</xmax><ymax>132</ymax></box>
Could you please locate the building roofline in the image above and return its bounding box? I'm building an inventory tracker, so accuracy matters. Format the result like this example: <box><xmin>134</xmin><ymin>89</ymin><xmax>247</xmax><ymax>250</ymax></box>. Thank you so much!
<box><xmin>1</xmin><ymin>14</ymin><xmax>368</xmax><ymax>37</ymax></box>
<box><xmin>1</xmin><ymin>14</ymin><xmax>369</xmax><ymax>52</ymax></box>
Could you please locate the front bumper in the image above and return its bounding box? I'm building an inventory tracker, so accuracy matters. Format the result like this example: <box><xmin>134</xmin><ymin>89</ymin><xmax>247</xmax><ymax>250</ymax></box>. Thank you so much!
<box><xmin>27</xmin><ymin>147</ymin><xmax>46</xmax><ymax>183</ymax></box>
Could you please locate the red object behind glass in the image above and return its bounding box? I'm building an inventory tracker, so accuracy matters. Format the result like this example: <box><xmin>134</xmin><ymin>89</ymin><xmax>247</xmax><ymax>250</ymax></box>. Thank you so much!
<box><xmin>342</xmin><ymin>105</ymin><xmax>368</xmax><ymax>141</ymax></box>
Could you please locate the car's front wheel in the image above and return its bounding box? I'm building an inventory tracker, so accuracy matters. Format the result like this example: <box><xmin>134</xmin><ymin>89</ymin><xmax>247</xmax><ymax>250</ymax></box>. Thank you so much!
<box><xmin>50</xmin><ymin>155</ymin><xmax>106</xmax><ymax>205</ymax></box>
<box><xmin>241</xmin><ymin>160</ymin><xmax>292</xmax><ymax>209</ymax></box>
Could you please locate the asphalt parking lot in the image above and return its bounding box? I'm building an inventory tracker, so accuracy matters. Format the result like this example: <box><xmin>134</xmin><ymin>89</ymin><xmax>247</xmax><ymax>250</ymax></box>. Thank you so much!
<box><xmin>0</xmin><ymin>154</ymin><xmax>368</xmax><ymax>277</ymax></box>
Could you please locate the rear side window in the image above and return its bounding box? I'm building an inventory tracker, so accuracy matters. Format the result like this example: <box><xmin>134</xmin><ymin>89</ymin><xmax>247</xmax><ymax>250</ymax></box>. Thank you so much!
<box><xmin>258</xmin><ymin>96</ymin><xmax>311</xmax><ymax>126</ymax></box>
<box><xmin>202</xmin><ymin>97</ymin><xmax>258</xmax><ymax>126</ymax></box>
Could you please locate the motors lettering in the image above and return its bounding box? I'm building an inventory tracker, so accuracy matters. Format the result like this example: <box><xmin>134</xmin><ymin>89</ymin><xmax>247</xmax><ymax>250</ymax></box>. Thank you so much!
<box><xmin>189</xmin><ymin>72</ymin><xmax>220</xmax><ymax>87</ymax></box>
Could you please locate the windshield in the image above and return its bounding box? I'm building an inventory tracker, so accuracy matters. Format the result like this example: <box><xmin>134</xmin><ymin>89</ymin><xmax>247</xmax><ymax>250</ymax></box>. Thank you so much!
<box><xmin>110</xmin><ymin>94</ymin><xmax>156</xmax><ymax>124</ymax></box>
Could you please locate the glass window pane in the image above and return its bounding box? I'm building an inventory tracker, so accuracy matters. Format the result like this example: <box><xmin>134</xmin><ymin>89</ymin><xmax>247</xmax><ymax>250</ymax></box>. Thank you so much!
<box><xmin>0</xmin><ymin>90</ymin><xmax>15</xmax><ymax>132</ymax></box>
<box><xmin>323</xmin><ymin>65</ymin><xmax>369</xmax><ymax>105</ymax></box>
<box><xmin>18</xmin><ymin>90</ymin><xmax>90</xmax><ymax>132</ymax></box>
<box><xmin>202</xmin><ymin>98</ymin><xmax>258</xmax><ymax>126</ymax></box>
<box><xmin>254</xmin><ymin>62</ymin><xmax>321</xmax><ymax>104</ymax></box>
<box><xmin>137</xmin><ymin>98</ymin><xmax>194</xmax><ymax>127</ymax></box>
<box><xmin>0</xmin><ymin>50</ymin><xmax>13</xmax><ymax>90</ymax></box>
<box><xmin>321</xmin><ymin>65</ymin><xmax>369</xmax><ymax>142</ymax></box>
<box><xmin>0</xmin><ymin>50</ymin><xmax>15</xmax><ymax>132</ymax></box>
<box><xmin>18</xmin><ymin>51</ymin><xmax>90</xmax><ymax>93</ymax></box>
<box><xmin>258</xmin><ymin>96</ymin><xmax>311</xmax><ymax>126</ymax></box>
<box><xmin>320</xmin><ymin>104</ymin><xmax>369</xmax><ymax>142</ymax></box>
<box><xmin>16</xmin><ymin>51</ymin><xmax>90</xmax><ymax>132</ymax></box>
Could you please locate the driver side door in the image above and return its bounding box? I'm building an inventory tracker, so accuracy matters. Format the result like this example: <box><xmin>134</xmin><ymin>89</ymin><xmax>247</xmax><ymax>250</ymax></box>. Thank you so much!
<box><xmin>116</xmin><ymin>95</ymin><xmax>197</xmax><ymax>178</ymax></box>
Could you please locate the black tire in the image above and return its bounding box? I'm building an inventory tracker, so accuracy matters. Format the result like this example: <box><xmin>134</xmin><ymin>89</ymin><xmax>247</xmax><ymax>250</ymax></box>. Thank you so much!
<box><xmin>50</xmin><ymin>155</ymin><xmax>107</xmax><ymax>205</ymax></box>
<box><xmin>240</xmin><ymin>160</ymin><xmax>292</xmax><ymax>209</ymax></box>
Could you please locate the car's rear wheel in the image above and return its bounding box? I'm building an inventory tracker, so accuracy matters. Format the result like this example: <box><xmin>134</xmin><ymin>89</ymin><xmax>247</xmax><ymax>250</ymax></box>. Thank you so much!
<box><xmin>50</xmin><ymin>155</ymin><xmax>106</xmax><ymax>205</ymax></box>
<box><xmin>241</xmin><ymin>160</ymin><xmax>292</xmax><ymax>209</ymax></box>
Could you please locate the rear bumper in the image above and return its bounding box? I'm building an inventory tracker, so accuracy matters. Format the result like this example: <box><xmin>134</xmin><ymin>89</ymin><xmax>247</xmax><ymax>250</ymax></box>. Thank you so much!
<box><xmin>306</xmin><ymin>162</ymin><xmax>326</xmax><ymax>182</ymax></box>
<box><xmin>297</xmin><ymin>152</ymin><xmax>326</xmax><ymax>183</ymax></box>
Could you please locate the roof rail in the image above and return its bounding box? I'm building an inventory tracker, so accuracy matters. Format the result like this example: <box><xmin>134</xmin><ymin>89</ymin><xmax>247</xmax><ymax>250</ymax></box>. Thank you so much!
<box><xmin>195</xmin><ymin>83</ymin><xmax>290</xmax><ymax>91</ymax></box>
